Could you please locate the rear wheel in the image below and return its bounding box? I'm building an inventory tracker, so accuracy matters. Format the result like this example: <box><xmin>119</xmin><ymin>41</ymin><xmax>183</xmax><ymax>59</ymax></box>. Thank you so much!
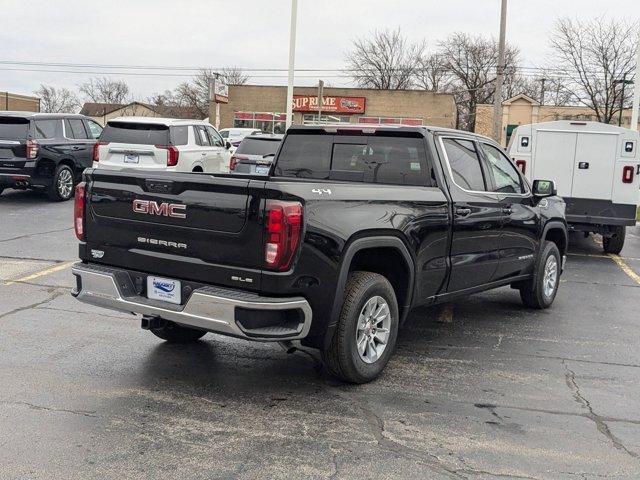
<box><xmin>150</xmin><ymin>321</ymin><xmax>207</xmax><ymax>343</ymax></box>
<box><xmin>47</xmin><ymin>164</ymin><xmax>75</xmax><ymax>201</ymax></box>
<box><xmin>602</xmin><ymin>226</ymin><xmax>625</xmax><ymax>255</ymax></box>
<box><xmin>519</xmin><ymin>241</ymin><xmax>561</xmax><ymax>309</ymax></box>
<box><xmin>322</xmin><ymin>271</ymin><xmax>399</xmax><ymax>384</ymax></box>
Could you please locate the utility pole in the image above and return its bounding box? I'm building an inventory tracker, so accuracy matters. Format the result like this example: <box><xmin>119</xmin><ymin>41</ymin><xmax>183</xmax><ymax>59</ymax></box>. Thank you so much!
<box><xmin>539</xmin><ymin>78</ymin><xmax>547</xmax><ymax>106</ymax></box>
<box><xmin>316</xmin><ymin>79</ymin><xmax>324</xmax><ymax>124</ymax></box>
<box><xmin>285</xmin><ymin>0</ymin><xmax>298</xmax><ymax>130</ymax></box>
<box><xmin>492</xmin><ymin>0</ymin><xmax>508</xmax><ymax>144</ymax></box>
<box><xmin>614</xmin><ymin>75</ymin><xmax>633</xmax><ymax>127</ymax></box>
<box><xmin>631</xmin><ymin>33</ymin><xmax>640</xmax><ymax>131</ymax></box>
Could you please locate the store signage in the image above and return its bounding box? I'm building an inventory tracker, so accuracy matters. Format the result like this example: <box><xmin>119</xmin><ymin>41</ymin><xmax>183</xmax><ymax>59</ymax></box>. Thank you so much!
<box><xmin>211</xmin><ymin>80</ymin><xmax>229</xmax><ymax>104</ymax></box>
<box><xmin>293</xmin><ymin>95</ymin><xmax>366</xmax><ymax>114</ymax></box>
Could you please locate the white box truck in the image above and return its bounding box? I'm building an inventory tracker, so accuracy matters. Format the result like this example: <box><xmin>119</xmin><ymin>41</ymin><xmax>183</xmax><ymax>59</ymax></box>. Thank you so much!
<box><xmin>507</xmin><ymin>121</ymin><xmax>639</xmax><ymax>254</ymax></box>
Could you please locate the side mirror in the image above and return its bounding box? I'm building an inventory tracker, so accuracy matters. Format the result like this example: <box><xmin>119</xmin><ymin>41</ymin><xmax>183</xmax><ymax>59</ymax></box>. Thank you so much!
<box><xmin>225</xmin><ymin>141</ymin><xmax>232</xmax><ymax>150</ymax></box>
<box><xmin>532</xmin><ymin>179</ymin><xmax>556</xmax><ymax>197</ymax></box>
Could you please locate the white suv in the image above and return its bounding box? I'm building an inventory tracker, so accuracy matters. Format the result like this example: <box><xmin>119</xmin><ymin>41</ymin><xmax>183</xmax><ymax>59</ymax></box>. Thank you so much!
<box><xmin>92</xmin><ymin>117</ymin><xmax>232</xmax><ymax>173</ymax></box>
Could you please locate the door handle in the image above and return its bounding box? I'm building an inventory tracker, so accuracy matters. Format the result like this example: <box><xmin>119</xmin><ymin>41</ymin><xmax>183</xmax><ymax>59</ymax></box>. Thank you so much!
<box><xmin>201</xmin><ymin>152</ymin><xmax>207</xmax><ymax>156</ymax></box>
<box><xmin>502</xmin><ymin>207</ymin><xmax>512</xmax><ymax>214</ymax></box>
<box><xmin>455</xmin><ymin>207</ymin><xmax>471</xmax><ymax>217</ymax></box>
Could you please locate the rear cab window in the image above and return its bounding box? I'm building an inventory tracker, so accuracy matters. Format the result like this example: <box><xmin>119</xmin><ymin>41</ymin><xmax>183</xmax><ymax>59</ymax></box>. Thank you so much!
<box><xmin>273</xmin><ymin>132</ymin><xmax>433</xmax><ymax>186</ymax></box>
<box><xmin>0</xmin><ymin>116</ymin><xmax>30</xmax><ymax>139</ymax></box>
<box><xmin>101</xmin><ymin>122</ymin><xmax>169</xmax><ymax>145</ymax></box>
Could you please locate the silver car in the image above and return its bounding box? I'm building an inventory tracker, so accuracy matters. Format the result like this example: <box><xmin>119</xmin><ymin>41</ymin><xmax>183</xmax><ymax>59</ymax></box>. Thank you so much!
<box><xmin>229</xmin><ymin>134</ymin><xmax>283</xmax><ymax>174</ymax></box>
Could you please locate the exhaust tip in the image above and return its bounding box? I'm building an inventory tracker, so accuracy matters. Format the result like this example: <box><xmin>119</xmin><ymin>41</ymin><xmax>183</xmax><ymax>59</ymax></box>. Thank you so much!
<box><xmin>278</xmin><ymin>340</ymin><xmax>297</xmax><ymax>354</ymax></box>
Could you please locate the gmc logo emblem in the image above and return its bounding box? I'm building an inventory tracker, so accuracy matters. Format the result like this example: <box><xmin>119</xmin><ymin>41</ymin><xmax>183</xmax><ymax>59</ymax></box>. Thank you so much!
<box><xmin>133</xmin><ymin>199</ymin><xmax>186</xmax><ymax>219</ymax></box>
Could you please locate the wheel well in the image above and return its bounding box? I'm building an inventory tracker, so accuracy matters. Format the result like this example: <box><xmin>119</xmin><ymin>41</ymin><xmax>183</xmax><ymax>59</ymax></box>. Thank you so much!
<box><xmin>348</xmin><ymin>247</ymin><xmax>411</xmax><ymax>318</ymax></box>
<box><xmin>545</xmin><ymin>227</ymin><xmax>567</xmax><ymax>257</ymax></box>
<box><xmin>36</xmin><ymin>159</ymin><xmax>75</xmax><ymax>179</ymax></box>
<box><xmin>192</xmin><ymin>166</ymin><xmax>203</xmax><ymax>172</ymax></box>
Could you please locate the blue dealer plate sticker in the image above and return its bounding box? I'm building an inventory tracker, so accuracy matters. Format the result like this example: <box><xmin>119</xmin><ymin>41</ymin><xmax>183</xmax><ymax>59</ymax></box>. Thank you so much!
<box><xmin>124</xmin><ymin>154</ymin><xmax>139</xmax><ymax>164</ymax></box>
<box><xmin>255</xmin><ymin>165</ymin><xmax>270</xmax><ymax>174</ymax></box>
<box><xmin>147</xmin><ymin>276</ymin><xmax>181</xmax><ymax>305</ymax></box>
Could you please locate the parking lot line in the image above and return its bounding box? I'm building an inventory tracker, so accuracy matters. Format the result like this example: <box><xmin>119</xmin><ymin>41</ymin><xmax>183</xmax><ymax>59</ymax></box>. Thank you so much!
<box><xmin>3</xmin><ymin>261</ymin><xmax>75</xmax><ymax>286</ymax></box>
<box><xmin>608</xmin><ymin>254</ymin><xmax>640</xmax><ymax>286</ymax></box>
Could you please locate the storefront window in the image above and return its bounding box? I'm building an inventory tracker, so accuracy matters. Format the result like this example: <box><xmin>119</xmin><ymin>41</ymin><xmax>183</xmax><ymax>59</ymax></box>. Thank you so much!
<box><xmin>302</xmin><ymin>114</ymin><xmax>351</xmax><ymax>124</ymax></box>
<box><xmin>234</xmin><ymin>112</ymin><xmax>287</xmax><ymax>133</ymax></box>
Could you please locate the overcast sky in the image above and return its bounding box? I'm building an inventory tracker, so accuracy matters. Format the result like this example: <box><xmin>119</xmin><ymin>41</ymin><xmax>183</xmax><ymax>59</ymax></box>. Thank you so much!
<box><xmin>2</xmin><ymin>0</ymin><xmax>637</xmax><ymax>101</ymax></box>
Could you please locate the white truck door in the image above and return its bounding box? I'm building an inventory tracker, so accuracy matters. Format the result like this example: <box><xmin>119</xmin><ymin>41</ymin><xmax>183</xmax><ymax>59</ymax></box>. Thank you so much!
<box><xmin>571</xmin><ymin>133</ymin><xmax>618</xmax><ymax>200</ymax></box>
<box><xmin>533</xmin><ymin>130</ymin><xmax>577</xmax><ymax>197</ymax></box>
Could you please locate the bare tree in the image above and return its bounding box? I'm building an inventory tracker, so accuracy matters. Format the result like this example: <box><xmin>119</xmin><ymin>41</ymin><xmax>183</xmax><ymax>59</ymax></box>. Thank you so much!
<box><xmin>414</xmin><ymin>53</ymin><xmax>452</xmax><ymax>92</ymax></box>
<box><xmin>220</xmin><ymin>66</ymin><xmax>249</xmax><ymax>86</ymax></box>
<box><xmin>34</xmin><ymin>85</ymin><xmax>81</xmax><ymax>113</ymax></box>
<box><xmin>438</xmin><ymin>33</ymin><xmax>520</xmax><ymax>131</ymax></box>
<box><xmin>346</xmin><ymin>28</ymin><xmax>425</xmax><ymax>89</ymax></box>
<box><xmin>549</xmin><ymin>17</ymin><xmax>638</xmax><ymax>123</ymax></box>
<box><xmin>147</xmin><ymin>89</ymin><xmax>183</xmax><ymax>107</ymax></box>
<box><xmin>79</xmin><ymin>76</ymin><xmax>130</xmax><ymax>104</ymax></box>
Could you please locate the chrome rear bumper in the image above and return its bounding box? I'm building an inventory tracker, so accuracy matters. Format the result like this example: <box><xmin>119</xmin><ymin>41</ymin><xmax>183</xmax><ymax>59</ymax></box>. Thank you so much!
<box><xmin>71</xmin><ymin>262</ymin><xmax>312</xmax><ymax>341</ymax></box>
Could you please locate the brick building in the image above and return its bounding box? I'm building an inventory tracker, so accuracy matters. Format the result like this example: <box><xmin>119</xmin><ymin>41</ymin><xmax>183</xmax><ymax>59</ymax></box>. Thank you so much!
<box><xmin>1</xmin><ymin>91</ymin><xmax>40</xmax><ymax>112</ymax></box>
<box><xmin>213</xmin><ymin>85</ymin><xmax>456</xmax><ymax>133</ymax></box>
<box><xmin>476</xmin><ymin>94</ymin><xmax>640</xmax><ymax>146</ymax></box>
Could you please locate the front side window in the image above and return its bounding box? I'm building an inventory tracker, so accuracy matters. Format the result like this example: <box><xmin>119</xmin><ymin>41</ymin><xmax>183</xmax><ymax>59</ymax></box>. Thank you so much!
<box><xmin>85</xmin><ymin>120</ymin><xmax>103</xmax><ymax>139</ymax></box>
<box><xmin>481</xmin><ymin>143</ymin><xmax>524</xmax><ymax>194</ymax></box>
<box><xmin>206</xmin><ymin>126</ymin><xmax>224</xmax><ymax>147</ymax></box>
<box><xmin>34</xmin><ymin>119</ymin><xmax>59</xmax><ymax>139</ymax></box>
<box><xmin>442</xmin><ymin>138</ymin><xmax>486</xmax><ymax>191</ymax></box>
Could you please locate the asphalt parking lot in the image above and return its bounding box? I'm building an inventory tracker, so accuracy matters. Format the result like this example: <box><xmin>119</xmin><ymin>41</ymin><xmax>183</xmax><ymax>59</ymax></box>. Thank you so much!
<box><xmin>1</xmin><ymin>188</ymin><xmax>640</xmax><ymax>480</ymax></box>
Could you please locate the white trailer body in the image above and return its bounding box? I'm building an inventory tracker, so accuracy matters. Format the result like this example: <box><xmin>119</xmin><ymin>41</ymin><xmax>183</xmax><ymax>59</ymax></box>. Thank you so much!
<box><xmin>507</xmin><ymin>121</ymin><xmax>639</xmax><ymax>253</ymax></box>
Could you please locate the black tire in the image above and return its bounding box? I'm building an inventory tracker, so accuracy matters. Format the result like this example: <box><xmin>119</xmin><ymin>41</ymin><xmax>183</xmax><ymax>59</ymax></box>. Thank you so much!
<box><xmin>322</xmin><ymin>271</ymin><xmax>399</xmax><ymax>384</ymax></box>
<box><xmin>0</xmin><ymin>187</ymin><xmax>4</xmax><ymax>196</ymax></box>
<box><xmin>602</xmin><ymin>226</ymin><xmax>625</xmax><ymax>255</ymax></box>
<box><xmin>192</xmin><ymin>166</ymin><xmax>203</xmax><ymax>173</ymax></box>
<box><xmin>519</xmin><ymin>241</ymin><xmax>561</xmax><ymax>309</ymax></box>
<box><xmin>150</xmin><ymin>321</ymin><xmax>207</xmax><ymax>343</ymax></box>
<box><xmin>47</xmin><ymin>164</ymin><xmax>75</xmax><ymax>201</ymax></box>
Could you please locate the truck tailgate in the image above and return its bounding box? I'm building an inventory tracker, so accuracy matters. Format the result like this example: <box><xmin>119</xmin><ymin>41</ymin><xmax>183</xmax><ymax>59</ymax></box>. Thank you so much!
<box><xmin>84</xmin><ymin>170</ymin><xmax>266</xmax><ymax>290</ymax></box>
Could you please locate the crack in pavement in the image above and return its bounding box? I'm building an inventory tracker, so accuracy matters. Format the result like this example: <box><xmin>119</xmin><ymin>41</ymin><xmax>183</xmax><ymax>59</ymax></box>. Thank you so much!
<box><xmin>0</xmin><ymin>227</ymin><xmax>73</xmax><ymax>244</ymax></box>
<box><xmin>0</xmin><ymin>289</ymin><xmax>65</xmax><ymax>320</ymax></box>
<box><xmin>0</xmin><ymin>400</ymin><xmax>98</xmax><ymax>418</ymax></box>
<box><xmin>563</xmin><ymin>360</ymin><xmax>639</xmax><ymax>460</ymax></box>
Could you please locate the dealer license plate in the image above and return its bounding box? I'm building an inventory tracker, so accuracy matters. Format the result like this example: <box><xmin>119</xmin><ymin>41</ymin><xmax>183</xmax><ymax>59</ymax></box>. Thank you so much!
<box><xmin>124</xmin><ymin>154</ymin><xmax>139</xmax><ymax>164</ymax></box>
<box><xmin>255</xmin><ymin>165</ymin><xmax>270</xmax><ymax>174</ymax></box>
<box><xmin>147</xmin><ymin>276</ymin><xmax>181</xmax><ymax>305</ymax></box>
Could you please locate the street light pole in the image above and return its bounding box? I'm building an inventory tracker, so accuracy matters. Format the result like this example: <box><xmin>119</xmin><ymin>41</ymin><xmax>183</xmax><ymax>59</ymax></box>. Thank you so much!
<box><xmin>492</xmin><ymin>0</ymin><xmax>508</xmax><ymax>144</ymax></box>
<box><xmin>285</xmin><ymin>0</ymin><xmax>298</xmax><ymax>130</ymax></box>
<box><xmin>631</xmin><ymin>33</ymin><xmax>640</xmax><ymax>131</ymax></box>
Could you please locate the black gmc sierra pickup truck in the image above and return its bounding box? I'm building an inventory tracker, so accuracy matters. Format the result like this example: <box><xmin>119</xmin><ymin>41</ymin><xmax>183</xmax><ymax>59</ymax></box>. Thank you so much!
<box><xmin>71</xmin><ymin>124</ymin><xmax>567</xmax><ymax>383</ymax></box>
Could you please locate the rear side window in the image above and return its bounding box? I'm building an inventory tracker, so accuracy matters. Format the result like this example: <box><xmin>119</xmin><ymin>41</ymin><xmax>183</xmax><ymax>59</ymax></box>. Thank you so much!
<box><xmin>34</xmin><ymin>119</ymin><xmax>59</xmax><ymax>139</ymax></box>
<box><xmin>442</xmin><ymin>138</ymin><xmax>486</xmax><ymax>191</ymax></box>
<box><xmin>101</xmin><ymin>122</ymin><xmax>169</xmax><ymax>145</ymax></box>
<box><xmin>274</xmin><ymin>133</ymin><xmax>431</xmax><ymax>186</ymax></box>
<box><xmin>0</xmin><ymin>117</ymin><xmax>29</xmax><ymax>139</ymax></box>
<box><xmin>236</xmin><ymin>138</ymin><xmax>280</xmax><ymax>156</ymax></box>
<box><xmin>65</xmin><ymin>119</ymin><xmax>89</xmax><ymax>140</ymax></box>
<box><xmin>194</xmin><ymin>125</ymin><xmax>212</xmax><ymax>146</ymax></box>
<box><xmin>170</xmin><ymin>126</ymin><xmax>188</xmax><ymax>146</ymax></box>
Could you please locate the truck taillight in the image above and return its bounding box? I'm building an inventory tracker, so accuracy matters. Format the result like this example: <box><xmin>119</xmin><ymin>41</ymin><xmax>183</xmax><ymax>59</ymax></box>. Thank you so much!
<box><xmin>622</xmin><ymin>165</ymin><xmax>634</xmax><ymax>184</ymax></box>
<box><xmin>26</xmin><ymin>139</ymin><xmax>39</xmax><ymax>159</ymax></box>
<box><xmin>264</xmin><ymin>200</ymin><xmax>303</xmax><ymax>271</ymax></box>
<box><xmin>156</xmin><ymin>145</ymin><xmax>179</xmax><ymax>166</ymax></box>
<box><xmin>92</xmin><ymin>141</ymin><xmax>106</xmax><ymax>162</ymax></box>
<box><xmin>515</xmin><ymin>159</ymin><xmax>526</xmax><ymax>174</ymax></box>
<box><xmin>74</xmin><ymin>182</ymin><xmax>86</xmax><ymax>241</ymax></box>
<box><xmin>230</xmin><ymin>154</ymin><xmax>247</xmax><ymax>171</ymax></box>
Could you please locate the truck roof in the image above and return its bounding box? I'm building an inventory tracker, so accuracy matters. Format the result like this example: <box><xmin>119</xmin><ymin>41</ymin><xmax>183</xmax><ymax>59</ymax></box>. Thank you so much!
<box><xmin>512</xmin><ymin>120</ymin><xmax>639</xmax><ymax>135</ymax></box>
<box><xmin>287</xmin><ymin>124</ymin><xmax>496</xmax><ymax>144</ymax></box>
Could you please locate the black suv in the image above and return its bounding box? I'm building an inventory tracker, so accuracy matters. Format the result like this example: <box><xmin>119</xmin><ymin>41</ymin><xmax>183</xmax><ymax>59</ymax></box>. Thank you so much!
<box><xmin>0</xmin><ymin>112</ymin><xmax>103</xmax><ymax>201</ymax></box>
